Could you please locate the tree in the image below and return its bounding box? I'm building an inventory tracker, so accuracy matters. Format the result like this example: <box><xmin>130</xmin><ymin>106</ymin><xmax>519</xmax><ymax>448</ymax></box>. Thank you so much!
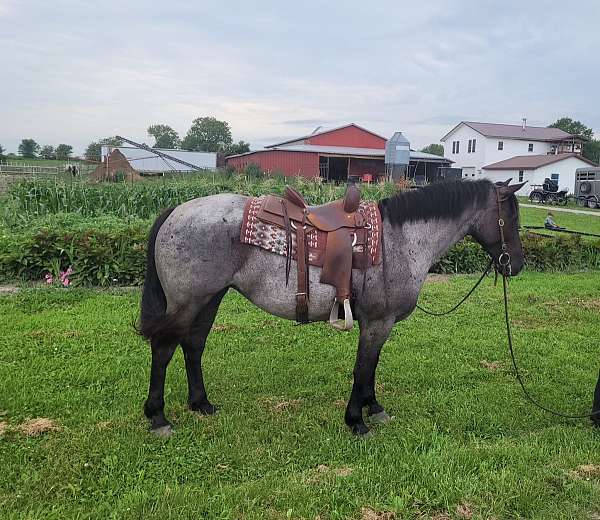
<box><xmin>549</xmin><ymin>117</ymin><xmax>594</xmax><ymax>140</ymax></box>
<box><xmin>40</xmin><ymin>145</ymin><xmax>56</xmax><ymax>159</ymax></box>
<box><xmin>222</xmin><ymin>140</ymin><xmax>251</xmax><ymax>156</ymax></box>
<box><xmin>0</xmin><ymin>144</ymin><xmax>5</xmax><ymax>161</ymax></box>
<box><xmin>85</xmin><ymin>136</ymin><xmax>123</xmax><ymax>161</ymax></box>
<box><xmin>55</xmin><ymin>144</ymin><xmax>73</xmax><ymax>160</ymax></box>
<box><xmin>18</xmin><ymin>139</ymin><xmax>40</xmax><ymax>158</ymax></box>
<box><xmin>549</xmin><ymin>118</ymin><xmax>599</xmax><ymax>164</ymax></box>
<box><xmin>583</xmin><ymin>140</ymin><xmax>600</xmax><ymax>165</ymax></box>
<box><xmin>181</xmin><ymin>117</ymin><xmax>232</xmax><ymax>152</ymax></box>
<box><xmin>420</xmin><ymin>143</ymin><xmax>444</xmax><ymax>156</ymax></box>
<box><xmin>147</xmin><ymin>124</ymin><xmax>180</xmax><ymax>149</ymax></box>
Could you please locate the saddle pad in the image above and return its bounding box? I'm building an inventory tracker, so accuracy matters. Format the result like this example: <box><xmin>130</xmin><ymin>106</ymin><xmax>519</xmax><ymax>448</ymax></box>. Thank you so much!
<box><xmin>240</xmin><ymin>196</ymin><xmax>382</xmax><ymax>268</ymax></box>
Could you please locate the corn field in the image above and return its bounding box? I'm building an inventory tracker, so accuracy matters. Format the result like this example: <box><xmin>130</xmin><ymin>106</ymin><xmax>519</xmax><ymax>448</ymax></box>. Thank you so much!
<box><xmin>5</xmin><ymin>174</ymin><xmax>401</xmax><ymax>220</ymax></box>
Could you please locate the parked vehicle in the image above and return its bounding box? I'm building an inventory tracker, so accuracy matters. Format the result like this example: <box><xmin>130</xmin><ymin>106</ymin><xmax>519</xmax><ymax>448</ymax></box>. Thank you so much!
<box><xmin>528</xmin><ymin>178</ymin><xmax>569</xmax><ymax>205</ymax></box>
<box><xmin>574</xmin><ymin>168</ymin><xmax>600</xmax><ymax>208</ymax></box>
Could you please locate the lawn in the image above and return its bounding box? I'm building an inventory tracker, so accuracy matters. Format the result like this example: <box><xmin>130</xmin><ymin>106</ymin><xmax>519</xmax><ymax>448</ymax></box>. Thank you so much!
<box><xmin>1</xmin><ymin>272</ymin><xmax>599</xmax><ymax>519</ymax></box>
<box><xmin>520</xmin><ymin>205</ymin><xmax>600</xmax><ymax>236</ymax></box>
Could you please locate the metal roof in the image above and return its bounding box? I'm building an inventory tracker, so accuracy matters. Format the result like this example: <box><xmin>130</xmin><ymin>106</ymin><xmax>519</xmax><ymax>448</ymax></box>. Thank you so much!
<box><xmin>441</xmin><ymin>121</ymin><xmax>576</xmax><ymax>142</ymax></box>
<box><xmin>482</xmin><ymin>153</ymin><xmax>595</xmax><ymax>170</ymax></box>
<box><xmin>410</xmin><ymin>151</ymin><xmax>453</xmax><ymax>163</ymax></box>
<box><xmin>266</xmin><ymin>123</ymin><xmax>388</xmax><ymax>148</ymax></box>
<box><xmin>100</xmin><ymin>146</ymin><xmax>217</xmax><ymax>172</ymax></box>
<box><xmin>227</xmin><ymin>146</ymin><xmax>452</xmax><ymax>163</ymax></box>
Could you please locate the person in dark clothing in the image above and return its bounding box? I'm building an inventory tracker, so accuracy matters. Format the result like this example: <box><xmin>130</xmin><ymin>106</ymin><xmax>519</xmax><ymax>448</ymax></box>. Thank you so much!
<box><xmin>544</xmin><ymin>211</ymin><xmax>565</xmax><ymax>231</ymax></box>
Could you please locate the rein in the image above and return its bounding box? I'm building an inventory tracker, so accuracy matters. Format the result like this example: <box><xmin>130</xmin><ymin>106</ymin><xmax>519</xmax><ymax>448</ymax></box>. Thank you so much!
<box><xmin>415</xmin><ymin>260</ymin><xmax>492</xmax><ymax>316</ymax></box>
<box><xmin>418</xmin><ymin>186</ymin><xmax>600</xmax><ymax>420</ymax></box>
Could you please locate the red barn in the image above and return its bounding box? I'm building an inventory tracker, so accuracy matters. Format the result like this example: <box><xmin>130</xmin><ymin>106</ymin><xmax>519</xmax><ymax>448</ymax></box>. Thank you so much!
<box><xmin>225</xmin><ymin>123</ymin><xmax>452</xmax><ymax>182</ymax></box>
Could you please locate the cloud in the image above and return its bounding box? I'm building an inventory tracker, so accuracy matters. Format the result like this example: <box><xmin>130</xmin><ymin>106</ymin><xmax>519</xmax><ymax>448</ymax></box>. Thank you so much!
<box><xmin>1</xmin><ymin>0</ymin><xmax>600</xmax><ymax>154</ymax></box>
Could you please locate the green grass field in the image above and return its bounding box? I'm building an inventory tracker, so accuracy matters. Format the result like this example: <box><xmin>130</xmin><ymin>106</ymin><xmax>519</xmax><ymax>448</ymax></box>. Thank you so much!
<box><xmin>518</xmin><ymin>196</ymin><xmax>600</xmax><ymax>214</ymax></box>
<box><xmin>1</xmin><ymin>272</ymin><xmax>600</xmax><ymax>519</ymax></box>
<box><xmin>520</xmin><ymin>205</ymin><xmax>600</xmax><ymax>236</ymax></box>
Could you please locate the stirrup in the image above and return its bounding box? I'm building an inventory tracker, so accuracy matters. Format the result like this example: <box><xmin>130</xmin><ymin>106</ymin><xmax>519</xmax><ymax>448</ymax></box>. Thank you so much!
<box><xmin>328</xmin><ymin>299</ymin><xmax>354</xmax><ymax>331</ymax></box>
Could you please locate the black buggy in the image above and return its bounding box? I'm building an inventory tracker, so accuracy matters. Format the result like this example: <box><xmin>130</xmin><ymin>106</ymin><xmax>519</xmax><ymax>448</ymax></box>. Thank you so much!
<box><xmin>528</xmin><ymin>178</ymin><xmax>569</xmax><ymax>205</ymax></box>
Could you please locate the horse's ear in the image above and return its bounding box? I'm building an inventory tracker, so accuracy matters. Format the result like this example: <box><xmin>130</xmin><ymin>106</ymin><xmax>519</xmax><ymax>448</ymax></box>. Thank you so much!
<box><xmin>506</xmin><ymin>181</ymin><xmax>527</xmax><ymax>194</ymax></box>
<box><xmin>495</xmin><ymin>179</ymin><xmax>512</xmax><ymax>187</ymax></box>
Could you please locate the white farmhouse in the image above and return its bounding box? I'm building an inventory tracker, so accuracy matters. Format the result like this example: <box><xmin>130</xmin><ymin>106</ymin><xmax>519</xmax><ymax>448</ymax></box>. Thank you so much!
<box><xmin>440</xmin><ymin>121</ymin><xmax>594</xmax><ymax>194</ymax></box>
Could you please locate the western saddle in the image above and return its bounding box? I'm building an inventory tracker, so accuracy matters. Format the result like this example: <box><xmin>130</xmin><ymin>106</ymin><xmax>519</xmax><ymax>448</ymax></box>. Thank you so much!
<box><xmin>241</xmin><ymin>185</ymin><xmax>382</xmax><ymax>330</ymax></box>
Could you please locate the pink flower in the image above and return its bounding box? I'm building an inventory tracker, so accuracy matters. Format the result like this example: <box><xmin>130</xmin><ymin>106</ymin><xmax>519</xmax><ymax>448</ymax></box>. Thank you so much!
<box><xmin>62</xmin><ymin>278</ymin><xmax>70</xmax><ymax>287</ymax></box>
<box><xmin>44</xmin><ymin>273</ymin><xmax>53</xmax><ymax>284</ymax></box>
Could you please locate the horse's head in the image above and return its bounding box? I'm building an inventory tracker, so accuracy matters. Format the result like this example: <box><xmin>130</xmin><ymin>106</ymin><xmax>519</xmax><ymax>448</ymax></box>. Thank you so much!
<box><xmin>470</xmin><ymin>179</ymin><xmax>526</xmax><ymax>276</ymax></box>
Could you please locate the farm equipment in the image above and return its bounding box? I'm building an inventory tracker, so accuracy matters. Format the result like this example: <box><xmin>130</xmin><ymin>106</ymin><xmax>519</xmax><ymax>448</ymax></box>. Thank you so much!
<box><xmin>574</xmin><ymin>167</ymin><xmax>600</xmax><ymax>208</ymax></box>
<box><xmin>528</xmin><ymin>178</ymin><xmax>569</xmax><ymax>205</ymax></box>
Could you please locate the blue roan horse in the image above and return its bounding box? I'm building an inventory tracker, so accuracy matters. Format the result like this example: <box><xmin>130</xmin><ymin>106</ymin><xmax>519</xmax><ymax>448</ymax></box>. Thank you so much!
<box><xmin>138</xmin><ymin>179</ymin><xmax>526</xmax><ymax>437</ymax></box>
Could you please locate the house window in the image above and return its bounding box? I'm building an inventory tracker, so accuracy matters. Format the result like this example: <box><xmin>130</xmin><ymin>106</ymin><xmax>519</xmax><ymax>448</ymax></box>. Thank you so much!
<box><xmin>551</xmin><ymin>173</ymin><xmax>559</xmax><ymax>183</ymax></box>
<box><xmin>498</xmin><ymin>141</ymin><xmax>504</xmax><ymax>150</ymax></box>
<box><xmin>452</xmin><ymin>141</ymin><xmax>456</xmax><ymax>154</ymax></box>
<box><xmin>468</xmin><ymin>140</ymin><xmax>472</xmax><ymax>153</ymax></box>
<box><xmin>455</xmin><ymin>141</ymin><xmax>460</xmax><ymax>153</ymax></box>
<box><xmin>472</xmin><ymin>139</ymin><xmax>476</xmax><ymax>153</ymax></box>
<box><xmin>528</xmin><ymin>143</ymin><xmax>534</xmax><ymax>152</ymax></box>
<box><xmin>518</xmin><ymin>170</ymin><xmax>524</xmax><ymax>182</ymax></box>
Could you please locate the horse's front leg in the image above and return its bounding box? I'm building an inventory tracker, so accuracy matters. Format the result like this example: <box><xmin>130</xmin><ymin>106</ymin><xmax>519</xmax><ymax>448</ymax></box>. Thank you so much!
<box><xmin>345</xmin><ymin>317</ymin><xmax>395</xmax><ymax>437</ymax></box>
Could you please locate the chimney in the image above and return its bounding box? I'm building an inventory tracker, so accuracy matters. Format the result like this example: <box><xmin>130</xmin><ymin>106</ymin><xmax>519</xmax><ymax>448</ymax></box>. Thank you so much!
<box><xmin>522</xmin><ymin>118</ymin><xmax>527</xmax><ymax>131</ymax></box>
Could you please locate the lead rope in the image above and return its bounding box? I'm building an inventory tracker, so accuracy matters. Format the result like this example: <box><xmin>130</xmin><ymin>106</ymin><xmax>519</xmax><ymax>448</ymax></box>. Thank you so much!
<box><xmin>420</xmin><ymin>187</ymin><xmax>600</xmax><ymax>420</ymax></box>
<box><xmin>416</xmin><ymin>260</ymin><xmax>493</xmax><ymax>316</ymax></box>
<box><xmin>501</xmin><ymin>272</ymin><xmax>600</xmax><ymax>419</ymax></box>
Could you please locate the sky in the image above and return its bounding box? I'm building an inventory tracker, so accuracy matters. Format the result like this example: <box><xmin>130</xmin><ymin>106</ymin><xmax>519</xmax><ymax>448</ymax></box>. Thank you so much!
<box><xmin>1</xmin><ymin>0</ymin><xmax>599</xmax><ymax>155</ymax></box>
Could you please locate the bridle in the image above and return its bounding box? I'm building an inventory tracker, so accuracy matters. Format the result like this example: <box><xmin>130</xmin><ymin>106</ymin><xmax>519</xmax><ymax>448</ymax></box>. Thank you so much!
<box><xmin>495</xmin><ymin>186</ymin><xmax>513</xmax><ymax>278</ymax></box>
<box><xmin>418</xmin><ymin>186</ymin><xmax>600</xmax><ymax>421</ymax></box>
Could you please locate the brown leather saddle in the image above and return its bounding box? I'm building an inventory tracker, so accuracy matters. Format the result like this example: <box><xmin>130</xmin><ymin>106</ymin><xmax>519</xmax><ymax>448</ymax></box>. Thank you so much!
<box><xmin>241</xmin><ymin>185</ymin><xmax>382</xmax><ymax>330</ymax></box>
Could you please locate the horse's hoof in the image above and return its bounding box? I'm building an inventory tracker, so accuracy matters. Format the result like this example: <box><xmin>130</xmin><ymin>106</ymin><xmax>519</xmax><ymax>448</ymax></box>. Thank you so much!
<box><xmin>192</xmin><ymin>403</ymin><xmax>218</xmax><ymax>415</ymax></box>
<box><xmin>368</xmin><ymin>411</ymin><xmax>393</xmax><ymax>424</ymax></box>
<box><xmin>152</xmin><ymin>424</ymin><xmax>173</xmax><ymax>437</ymax></box>
<box><xmin>350</xmin><ymin>424</ymin><xmax>372</xmax><ymax>439</ymax></box>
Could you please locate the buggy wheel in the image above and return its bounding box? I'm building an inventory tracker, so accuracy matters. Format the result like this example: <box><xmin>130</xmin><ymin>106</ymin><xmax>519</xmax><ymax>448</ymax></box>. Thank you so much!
<box><xmin>587</xmin><ymin>197</ymin><xmax>598</xmax><ymax>209</ymax></box>
<box><xmin>558</xmin><ymin>196</ymin><xmax>568</xmax><ymax>206</ymax></box>
<box><xmin>529</xmin><ymin>192</ymin><xmax>543</xmax><ymax>204</ymax></box>
<box><xmin>576</xmin><ymin>196</ymin><xmax>588</xmax><ymax>207</ymax></box>
<box><xmin>547</xmin><ymin>194</ymin><xmax>558</xmax><ymax>205</ymax></box>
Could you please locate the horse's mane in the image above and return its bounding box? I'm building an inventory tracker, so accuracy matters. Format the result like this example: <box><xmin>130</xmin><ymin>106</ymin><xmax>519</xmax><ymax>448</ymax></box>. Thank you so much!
<box><xmin>378</xmin><ymin>179</ymin><xmax>494</xmax><ymax>226</ymax></box>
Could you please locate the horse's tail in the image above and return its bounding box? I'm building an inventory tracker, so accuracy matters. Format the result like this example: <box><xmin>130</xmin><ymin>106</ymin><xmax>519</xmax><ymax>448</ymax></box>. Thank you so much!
<box><xmin>137</xmin><ymin>207</ymin><xmax>178</xmax><ymax>343</ymax></box>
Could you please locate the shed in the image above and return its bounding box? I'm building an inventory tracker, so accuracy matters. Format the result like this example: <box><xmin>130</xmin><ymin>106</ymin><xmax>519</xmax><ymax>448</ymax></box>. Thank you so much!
<box><xmin>100</xmin><ymin>145</ymin><xmax>217</xmax><ymax>173</ymax></box>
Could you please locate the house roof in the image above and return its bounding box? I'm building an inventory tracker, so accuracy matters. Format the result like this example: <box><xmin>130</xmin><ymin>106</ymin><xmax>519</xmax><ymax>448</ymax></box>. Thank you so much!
<box><xmin>226</xmin><ymin>145</ymin><xmax>453</xmax><ymax>163</ymax></box>
<box><xmin>441</xmin><ymin>121</ymin><xmax>577</xmax><ymax>142</ymax></box>
<box><xmin>266</xmin><ymin>123</ymin><xmax>388</xmax><ymax>148</ymax></box>
<box><xmin>482</xmin><ymin>153</ymin><xmax>596</xmax><ymax>171</ymax></box>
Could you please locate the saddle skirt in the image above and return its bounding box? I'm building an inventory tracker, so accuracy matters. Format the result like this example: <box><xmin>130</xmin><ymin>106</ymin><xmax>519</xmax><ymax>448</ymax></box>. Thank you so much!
<box><xmin>241</xmin><ymin>196</ymin><xmax>382</xmax><ymax>269</ymax></box>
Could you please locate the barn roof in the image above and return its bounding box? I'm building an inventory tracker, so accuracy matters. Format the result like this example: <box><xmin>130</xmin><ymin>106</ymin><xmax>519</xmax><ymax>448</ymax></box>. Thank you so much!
<box><xmin>267</xmin><ymin>123</ymin><xmax>388</xmax><ymax>148</ymax></box>
<box><xmin>483</xmin><ymin>153</ymin><xmax>596</xmax><ymax>170</ymax></box>
<box><xmin>441</xmin><ymin>121</ymin><xmax>577</xmax><ymax>142</ymax></box>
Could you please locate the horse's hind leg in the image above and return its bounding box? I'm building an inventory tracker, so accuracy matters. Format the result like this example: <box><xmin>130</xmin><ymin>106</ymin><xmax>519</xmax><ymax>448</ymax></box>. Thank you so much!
<box><xmin>181</xmin><ymin>289</ymin><xmax>228</xmax><ymax>416</ymax></box>
<box><xmin>144</xmin><ymin>338</ymin><xmax>178</xmax><ymax>435</ymax></box>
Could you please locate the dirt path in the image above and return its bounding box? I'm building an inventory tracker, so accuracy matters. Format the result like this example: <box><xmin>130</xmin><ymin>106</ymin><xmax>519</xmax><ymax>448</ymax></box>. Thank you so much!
<box><xmin>520</xmin><ymin>204</ymin><xmax>600</xmax><ymax>217</ymax></box>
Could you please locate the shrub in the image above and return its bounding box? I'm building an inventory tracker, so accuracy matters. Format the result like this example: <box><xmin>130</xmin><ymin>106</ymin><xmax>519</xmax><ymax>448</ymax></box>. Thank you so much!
<box><xmin>1</xmin><ymin>220</ymin><xmax>599</xmax><ymax>286</ymax></box>
<box><xmin>0</xmin><ymin>215</ymin><xmax>149</xmax><ymax>285</ymax></box>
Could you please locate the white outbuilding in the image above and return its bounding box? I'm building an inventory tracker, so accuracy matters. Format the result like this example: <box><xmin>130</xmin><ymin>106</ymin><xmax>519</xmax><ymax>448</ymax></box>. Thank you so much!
<box><xmin>481</xmin><ymin>153</ymin><xmax>596</xmax><ymax>195</ymax></box>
